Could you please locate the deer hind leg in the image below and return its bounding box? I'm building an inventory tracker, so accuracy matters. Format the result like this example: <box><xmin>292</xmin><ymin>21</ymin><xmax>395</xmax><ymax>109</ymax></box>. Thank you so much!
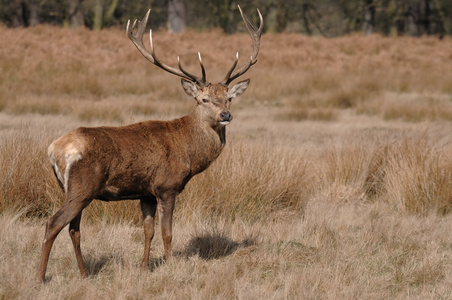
<box><xmin>69</xmin><ymin>212</ymin><xmax>88</xmax><ymax>278</ymax></box>
<box><xmin>140</xmin><ymin>196</ymin><xmax>157</xmax><ymax>271</ymax></box>
<box><xmin>36</xmin><ymin>197</ymin><xmax>91</xmax><ymax>282</ymax></box>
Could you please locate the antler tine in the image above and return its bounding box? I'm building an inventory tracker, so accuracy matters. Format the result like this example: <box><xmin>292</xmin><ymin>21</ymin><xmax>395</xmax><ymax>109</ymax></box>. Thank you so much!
<box><xmin>198</xmin><ymin>53</ymin><xmax>207</xmax><ymax>84</ymax></box>
<box><xmin>222</xmin><ymin>52</ymin><xmax>239</xmax><ymax>83</ymax></box>
<box><xmin>127</xmin><ymin>10</ymin><xmax>156</xmax><ymax>64</ymax></box>
<box><xmin>221</xmin><ymin>5</ymin><xmax>264</xmax><ymax>86</ymax></box>
<box><xmin>177</xmin><ymin>53</ymin><xmax>207</xmax><ymax>85</ymax></box>
<box><xmin>127</xmin><ymin>9</ymin><xmax>208</xmax><ymax>86</ymax></box>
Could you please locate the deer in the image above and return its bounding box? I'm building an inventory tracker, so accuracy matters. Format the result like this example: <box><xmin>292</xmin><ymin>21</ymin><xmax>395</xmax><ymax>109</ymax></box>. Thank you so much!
<box><xmin>36</xmin><ymin>6</ymin><xmax>263</xmax><ymax>282</ymax></box>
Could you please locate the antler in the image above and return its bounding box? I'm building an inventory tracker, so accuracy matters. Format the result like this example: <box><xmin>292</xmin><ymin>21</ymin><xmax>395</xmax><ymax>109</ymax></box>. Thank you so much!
<box><xmin>126</xmin><ymin>9</ymin><xmax>208</xmax><ymax>87</ymax></box>
<box><xmin>221</xmin><ymin>5</ymin><xmax>264</xmax><ymax>86</ymax></box>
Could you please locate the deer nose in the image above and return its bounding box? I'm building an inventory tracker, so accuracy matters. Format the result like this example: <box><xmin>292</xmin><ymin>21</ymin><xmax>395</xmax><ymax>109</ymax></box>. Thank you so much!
<box><xmin>220</xmin><ymin>111</ymin><xmax>231</xmax><ymax>121</ymax></box>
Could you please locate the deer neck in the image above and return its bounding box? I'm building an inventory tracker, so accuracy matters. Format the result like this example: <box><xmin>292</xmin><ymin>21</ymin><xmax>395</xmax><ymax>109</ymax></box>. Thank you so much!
<box><xmin>182</xmin><ymin>108</ymin><xmax>226</xmax><ymax>175</ymax></box>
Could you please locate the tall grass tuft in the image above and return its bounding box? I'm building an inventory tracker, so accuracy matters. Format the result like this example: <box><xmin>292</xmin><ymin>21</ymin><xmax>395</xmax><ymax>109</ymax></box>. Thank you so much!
<box><xmin>316</xmin><ymin>136</ymin><xmax>380</xmax><ymax>204</ymax></box>
<box><xmin>179</xmin><ymin>138</ymin><xmax>313</xmax><ymax>222</ymax></box>
<box><xmin>0</xmin><ymin>128</ymin><xmax>61</xmax><ymax>217</ymax></box>
<box><xmin>382</xmin><ymin>136</ymin><xmax>452</xmax><ymax>214</ymax></box>
<box><xmin>364</xmin><ymin>134</ymin><xmax>452</xmax><ymax>214</ymax></box>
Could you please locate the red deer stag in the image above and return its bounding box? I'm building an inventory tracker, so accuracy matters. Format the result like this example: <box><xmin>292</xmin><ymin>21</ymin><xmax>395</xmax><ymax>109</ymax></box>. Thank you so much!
<box><xmin>36</xmin><ymin>6</ymin><xmax>263</xmax><ymax>282</ymax></box>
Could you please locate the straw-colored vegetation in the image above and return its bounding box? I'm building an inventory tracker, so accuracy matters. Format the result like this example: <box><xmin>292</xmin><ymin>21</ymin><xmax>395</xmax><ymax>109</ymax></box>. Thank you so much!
<box><xmin>1</xmin><ymin>25</ymin><xmax>452</xmax><ymax>299</ymax></box>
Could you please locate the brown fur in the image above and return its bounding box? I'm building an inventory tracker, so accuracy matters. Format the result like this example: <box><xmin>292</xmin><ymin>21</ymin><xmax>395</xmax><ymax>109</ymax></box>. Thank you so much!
<box><xmin>36</xmin><ymin>80</ymin><xmax>250</xmax><ymax>282</ymax></box>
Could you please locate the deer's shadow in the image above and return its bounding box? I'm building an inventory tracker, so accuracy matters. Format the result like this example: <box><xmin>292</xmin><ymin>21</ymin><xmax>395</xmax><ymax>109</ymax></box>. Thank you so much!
<box><xmin>177</xmin><ymin>232</ymin><xmax>256</xmax><ymax>260</ymax></box>
<box><xmin>84</xmin><ymin>233</ymin><xmax>256</xmax><ymax>275</ymax></box>
<box><xmin>84</xmin><ymin>253</ymin><xmax>125</xmax><ymax>276</ymax></box>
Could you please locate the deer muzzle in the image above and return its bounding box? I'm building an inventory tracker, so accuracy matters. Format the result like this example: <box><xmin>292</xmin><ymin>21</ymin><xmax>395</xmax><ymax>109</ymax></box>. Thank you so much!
<box><xmin>219</xmin><ymin>111</ymin><xmax>232</xmax><ymax>125</ymax></box>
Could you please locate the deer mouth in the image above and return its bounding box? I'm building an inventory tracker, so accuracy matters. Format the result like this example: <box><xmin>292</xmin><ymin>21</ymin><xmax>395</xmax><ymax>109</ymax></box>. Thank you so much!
<box><xmin>218</xmin><ymin>111</ymin><xmax>232</xmax><ymax>125</ymax></box>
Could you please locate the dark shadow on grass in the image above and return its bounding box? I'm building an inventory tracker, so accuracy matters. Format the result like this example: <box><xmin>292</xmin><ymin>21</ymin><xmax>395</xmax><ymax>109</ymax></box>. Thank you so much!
<box><xmin>84</xmin><ymin>253</ymin><xmax>124</xmax><ymax>276</ymax></box>
<box><xmin>41</xmin><ymin>255</ymin><xmax>116</xmax><ymax>282</ymax></box>
<box><xmin>149</xmin><ymin>256</ymin><xmax>165</xmax><ymax>272</ymax></box>
<box><xmin>83</xmin><ymin>233</ymin><xmax>257</xmax><ymax>275</ymax></box>
<box><xmin>178</xmin><ymin>233</ymin><xmax>257</xmax><ymax>260</ymax></box>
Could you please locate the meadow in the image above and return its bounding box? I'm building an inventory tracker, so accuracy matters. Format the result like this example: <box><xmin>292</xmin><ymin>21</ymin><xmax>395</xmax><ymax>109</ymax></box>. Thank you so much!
<box><xmin>1</xmin><ymin>23</ymin><xmax>452</xmax><ymax>299</ymax></box>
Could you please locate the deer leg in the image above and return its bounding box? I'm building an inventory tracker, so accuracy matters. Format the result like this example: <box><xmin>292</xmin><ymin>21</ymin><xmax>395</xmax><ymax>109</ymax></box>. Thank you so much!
<box><xmin>36</xmin><ymin>198</ymin><xmax>91</xmax><ymax>282</ymax></box>
<box><xmin>140</xmin><ymin>196</ymin><xmax>157</xmax><ymax>271</ymax></box>
<box><xmin>158</xmin><ymin>194</ymin><xmax>175</xmax><ymax>261</ymax></box>
<box><xmin>69</xmin><ymin>212</ymin><xmax>88</xmax><ymax>278</ymax></box>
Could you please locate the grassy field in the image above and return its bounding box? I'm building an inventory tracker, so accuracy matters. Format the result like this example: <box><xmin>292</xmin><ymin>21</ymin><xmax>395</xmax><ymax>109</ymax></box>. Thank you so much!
<box><xmin>1</xmin><ymin>24</ymin><xmax>452</xmax><ymax>299</ymax></box>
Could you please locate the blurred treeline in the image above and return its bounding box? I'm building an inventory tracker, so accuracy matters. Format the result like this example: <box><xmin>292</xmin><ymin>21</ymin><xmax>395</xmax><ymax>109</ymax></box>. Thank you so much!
<box><xmin>0</xmin><ymin>0</ymin><xmax>450</xmax><ymax>36</ymax></box>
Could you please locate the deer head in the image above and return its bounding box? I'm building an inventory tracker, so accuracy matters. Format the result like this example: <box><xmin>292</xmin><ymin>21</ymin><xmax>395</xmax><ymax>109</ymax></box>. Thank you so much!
<box><xmin>126</xmin><ymin>6</ymin><xmax>263</xmax><ymax>127</ymax></box>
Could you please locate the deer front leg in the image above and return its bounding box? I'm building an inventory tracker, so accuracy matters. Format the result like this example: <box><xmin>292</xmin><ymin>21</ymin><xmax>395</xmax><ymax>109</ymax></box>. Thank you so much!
<box><xmin>140</xmin><ymin>197</ymin><xmax>157</xmax><ymax>271</ymax></box>
<box><xmin>158</xmin><ymin>194</ymin><xmax>175</xmax><ymax>261</ymax></box>
<box><xmin>69</xmin><ymin>212</ymin><xmax>88</xmax><ymax>278</ymax></box>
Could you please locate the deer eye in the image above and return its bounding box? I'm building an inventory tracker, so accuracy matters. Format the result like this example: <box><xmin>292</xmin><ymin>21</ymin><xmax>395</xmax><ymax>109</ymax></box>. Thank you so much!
<box><xmin>228</xmin><ymin>98</ymin><xmax>232</xmax><ymax>102</ymax></box>
<box><xmin>202</xmin><ymin>98</ymin><xmax>209</xmax><ymax>103</ymax></box>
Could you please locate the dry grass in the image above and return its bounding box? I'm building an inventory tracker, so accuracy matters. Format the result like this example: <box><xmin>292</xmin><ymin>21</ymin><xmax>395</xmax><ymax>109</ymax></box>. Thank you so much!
<box><xmin>2</xmin><ymin>201</ymin><xmax>452</xmax><ymax>299</ymax></box>
<box><xmin>0</xmin><ymin>127</ymin><xmax>59</xmax><ymax>217</ymax></box>
<box><xmin>179</xmin><ymin>138</ymin><xmax>312</xmax><ymax>222</ymax></box>
<box><xmin>1</xmin><ymin>25</ymin><xmax>452</xmax><ymax>298</ymax></box>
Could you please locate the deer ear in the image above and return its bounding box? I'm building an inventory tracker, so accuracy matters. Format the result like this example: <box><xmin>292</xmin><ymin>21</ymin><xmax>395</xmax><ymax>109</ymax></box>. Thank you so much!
<box><xmin>228</xmin><ymin>79</ymin><xmax>250</xmax><ymax>99</ymax></box>
<box><xmin>181</xmin><ymin>79</ymin><xmax>199</xmax><ymax>98</ymax></box>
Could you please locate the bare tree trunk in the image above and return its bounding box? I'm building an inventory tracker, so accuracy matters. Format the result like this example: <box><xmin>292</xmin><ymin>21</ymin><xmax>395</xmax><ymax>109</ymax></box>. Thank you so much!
<box><xmin>422</xmin><ymin>0</ymin><xmax>432</xmax><ymax>34</ymax></box>
<box><xmin>432</xmin><ymin>0</ymin><xmax>451</xmax><ymax>35</ymax></box>
<box><xmin>104</xmin><ymin>0</ymin><xmax>118</xmax><ymax>26</ymax></box>
<box><xmin>93</xmin><ymin>0</ymin><xmax>103</xmax><ymax>30</ymax></box>
<box><xmin>168</xmin><ymin>0</ymin><xmax>186</xmax><ymax>33</ymax></box>
<box><xmin>266</xmin><ymin>4</ymin><xmax>278</xmax><ymax>33</ymax></box>
<box><xmin>10</xmin><ymin>0</ymin><xmax>25</xmax><ymax>27</ymax></box>
<box><xmin>274</xmin><ymin>1</ymin><xmax>288</xmax><ymax>32</ymax></box>
<box><xmin>301</xmin><ymin>3</ymin><xmax>312</xmax><ymax>35</ymax></box>
<box><xmin>9</xmin><ymin>0</ymin><xmax>40</xmax><ymax>27</ymax></box>
<box><xmin>262</xmin><ymin>1</ymin><xmax>286</xmax><ymax>33</ymax></box>
<box><xmin>364</xmin><ymin>0</ymin><xmax>376</xmax><ymax>35</ymax></box>
<box><xmin>28</xmin><ymin>0</ymin><xmax>40</xmax><ymax>26</ymax></box>
<box><xmin>68</xmin><ymin>0</ymin><xmax>85</xmax><ymax>28</ymax></box>
<box><xmin>406</xmin><ymin>4</ymin><xmax>419</xmax><ymax>36</ymax></box>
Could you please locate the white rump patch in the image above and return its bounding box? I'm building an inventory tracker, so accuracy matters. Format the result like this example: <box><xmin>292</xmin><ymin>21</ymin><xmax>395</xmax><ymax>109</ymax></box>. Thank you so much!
<box><xmin>48</xmin><ymin>141</ymin><xmax>83</xmax><ymax>193</ymax></box>
<box><xmin>48</xmin><ymin>143</ymin><xmax>64</xmax><ymax>185</ymax></box>
<box><xmin>63</xmin><ymin>143</ymin><xmax>83</xmax><ymax>192</ymax></box>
